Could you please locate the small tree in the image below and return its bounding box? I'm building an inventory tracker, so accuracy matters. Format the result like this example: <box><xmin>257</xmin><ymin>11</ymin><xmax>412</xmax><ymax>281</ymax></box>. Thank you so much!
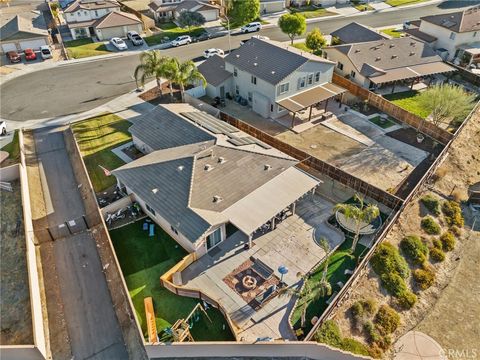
<box><xmin>230</xmin><ymin>0</ymin><xmax>260</xmax><ymax>26</ymax></box>
<box><xmin>334</xmin><ymin>194</ymin><xmax>380</xmax><ymax>252</ymax></box>
<box><xmin>305</xmin><ymin>28</ymin><xmax>326</xmax><ymax>55</ymax></box>
<box><xmin>278</xmin><ymin>13</ymin><xmax>306</xmax><ymax>45</ymax></box>
<box><xmin>418</xmin><ymin>84</ymin><xmax>476</xmax><ymax>127</ymax></box>
<box><xmin>177</xmin><ymin>11</ymin><xmax>206</xmax><ymax>30</ymax></box>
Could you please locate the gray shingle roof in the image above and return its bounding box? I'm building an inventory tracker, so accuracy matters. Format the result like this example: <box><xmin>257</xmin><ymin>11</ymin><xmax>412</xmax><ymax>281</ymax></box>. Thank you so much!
<box><xmin>129</xmin><ymin>106</ymin><xmax>216</xmax><ymax>151</ymax></box>
<box><xmin>225</xmin><ymin>38</ymin><xmax>332</xmax><ymax>85</ymax></box>
<box><xmin>421</xmin><ymin>6</ymin><xmax>480</xmax><ymax>33</ymax></box>
<box><xmin>330</xmin><ymin>22</ymin><xmax>387</xmax><ymax>44</ymax></box>
<box><xmin>198</xmin><ymin>55</ymin><xmax>232</xmax><ymax>87</ymax></box>
<box><xmin>0</xmin><ymin>15</ymin><xmax>48</xmax><ymax>41</ymax></box>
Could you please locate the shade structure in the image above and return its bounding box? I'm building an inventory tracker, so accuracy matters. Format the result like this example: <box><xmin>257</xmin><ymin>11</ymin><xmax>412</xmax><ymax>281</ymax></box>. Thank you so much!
<box><xmin>369</xmin><ymin>62</ymin><xmax>456</xmax><ymax>85</ymax></box>
<box><xmin>335</xmin><ymin>210</ymin><xmax>382</xmax><ymax>235</ymax></box>
<box><xmin>276</xmin><ymin>82</ymin><xmax>347</xmax><ymax>113</ymax></box>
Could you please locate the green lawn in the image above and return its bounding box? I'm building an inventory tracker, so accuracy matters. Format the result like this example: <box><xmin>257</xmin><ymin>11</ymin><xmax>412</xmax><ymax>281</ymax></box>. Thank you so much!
<box><xmin>291</xmin><ymin>42</ymin><xmax>312</xmax><ymax>53</ymax></box>
<box><xmin>384</xmin><ymin>90</ymin><xmax>430</xmax><ymax>119</ymax></box>
<box><xmin>381</xmin><ymin>27</ymin><xmax>403</xmax><ymax>38</ymax></box>
<box><xmin>110</xmin><ymin>220</ymin><xmax>234</xmax><ymax>341</ymax></box>
<box><xmin>290</xmin><ymin>6</ymin><xmax>337</xmax><ymax>19</ymax></box>
<box><xmin>64</xmin><ymin>38</ymin><xmax>111</xmax><ymax>59</ymax></box>
<box><xmin>353</xmin><ymin>3</ymin><xmax>374</xmax><ymax>11</ymax></box>
<box><xmin>385</xmin><ymin>0</ymin><xmax>427</xmax><ymax>6</ymax></box>
<box><xmin>1</xmin><ymin>130</ymin><xmax>20</xmax><ymax>166</ymax></box>
<box><xmin>144</xmin><ymin>24</ymin><xmax>206</xmax><ymax>46</ymax></box>
<box><xmin>72</xmin><ymin>113</ymin><xmax>132</xmax><ymax>192</ymax></box>
<box><xmin>368</xmin><ymin>115</ymin><xmax>396</xmax><ymax>129</ymax></box>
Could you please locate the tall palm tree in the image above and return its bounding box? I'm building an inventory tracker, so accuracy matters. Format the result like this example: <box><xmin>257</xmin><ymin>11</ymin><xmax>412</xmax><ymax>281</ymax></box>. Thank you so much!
<box><xmin>334</xmin><ymin>194</ymin><xmax>380</xmax><ymax>253</ymax></box>
<box><xmin>169</xmin><ymin>58</ymin><xmax>207</xmax><ymax>102</ymax></box>
<box><xmin>133</xmin><ymin>50</ymin><xmax>171</xmax><ymax>91</ymax></box>
<box><xmin>318</xmin><ymin>237</ymin><xmax>331</xmax><ymax>286</ymax></box>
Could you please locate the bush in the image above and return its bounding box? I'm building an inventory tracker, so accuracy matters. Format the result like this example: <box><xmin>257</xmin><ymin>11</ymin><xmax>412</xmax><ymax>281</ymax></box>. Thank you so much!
<box><xmin>442</xmin><ymin>201</ymin><xmax>464</xmax><ymax>227</ymax></box>
<box><xmin>420</xmin><ymin>194</ymin><xmax>440</xmax><ymax>216</ymax></box>
<box><xmin>380</xmin><ymin>273</ymin><xmax>408</xmax><ymax>297</ymax></box>
<box><xmin>364</xmin><ymin>321</ymin><xmax>381</xmax><ymax>343</ymax></box>
<box><xmin>430</xmin><ymin>247</ymin><xmax>446</xmax><ymax>262</ymax></box>
<box><xmin>421</xmin><ymin>216</ymin><xmax>441</xmax><ymax>235</ymax></box>
<box><xmin>432</xmin><ymin>238</ymin><xmax>442</xmax><ymax>250</ymax></box>
<box><xmin>362</xmin><ymin>298</ymin><xmax>378</xmax><ymax>316</ymax></box>
<box><xmin>413</xmin><ymin>264</ymin><xmax>436</xmax><ymax>290</ymax></box>
<box><xmin>440</xmin><ymin>231</ymin><xmax>456</xmax><ymax>251</ymax></box>
<box><xmin>371</xmin><ymin>242</ymin><xmax>410</xmax><ymax>279</ymax></box>
<box><xmin>340</xmin><ymin>337</ymin><xmax>371</xmax><ymax>357</ymax></box>
<box><xmin>450</xmin><ymin>225</ymin><xmax>462</xmax><ymax>237</ymax></box>
<box><xmin>374</xmin><ymin>305</ymin><xmax>400</xmax><ymax>335</ymax></box>
<box><xmin>368</xmin><ymin>343</ymin><xmax>383</xmax><ymax>358</ymax></box>
<box><xmin>351</xmin><ymin>301</ymin><xmax>364</xmax><ymax>318</ymax></box>
<box><xmin>315</xmin><ymin>320</ymin><xmax>371</xmax><ymax>357</ymax></box>
<box><xmin>397</xmin><ymin>291</ymin><xmax>417</xmax><ymax>309</ymax></box>
<box><xmin>375</xmin><ymin>334</ymin><xmax>392</xmax><ymax>351</ymax></box>
<box><xmin>400</xmin><ymin>235</ymin><xmax>429</xmax><ymax>264</ymax></box>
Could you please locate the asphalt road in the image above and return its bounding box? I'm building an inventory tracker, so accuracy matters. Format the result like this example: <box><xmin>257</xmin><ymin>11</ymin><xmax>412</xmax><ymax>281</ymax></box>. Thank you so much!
<box><xmin>1</xmin><ymin>1</ymin><xmax>478</xmax><ymax>121</ymax></box>
<box><xmin>34</xmin><ymin>127</ymin><xmax>129</xmax><ymax>360</ymax></box>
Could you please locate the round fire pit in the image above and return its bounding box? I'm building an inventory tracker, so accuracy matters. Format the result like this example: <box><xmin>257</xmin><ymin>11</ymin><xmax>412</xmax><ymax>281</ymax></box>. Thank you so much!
<box><xmin>242</xmin><ymin>275</ymin><xmax>257</xmax><ymax>290</ymax></box>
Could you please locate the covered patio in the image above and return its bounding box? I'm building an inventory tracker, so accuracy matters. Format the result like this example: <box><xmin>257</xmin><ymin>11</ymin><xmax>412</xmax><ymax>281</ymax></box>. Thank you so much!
<box><xmin>276</xmin><ymin>83</ymin><xmax>347</xmax><ymax>129</ymax></box>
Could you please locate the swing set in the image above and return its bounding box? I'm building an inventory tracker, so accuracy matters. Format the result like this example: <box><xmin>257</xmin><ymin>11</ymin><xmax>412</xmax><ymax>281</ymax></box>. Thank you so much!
<box><xmin>165</xmin><ymin>303</ymin><xmax>212</xmax><ymax>342</ymax></box>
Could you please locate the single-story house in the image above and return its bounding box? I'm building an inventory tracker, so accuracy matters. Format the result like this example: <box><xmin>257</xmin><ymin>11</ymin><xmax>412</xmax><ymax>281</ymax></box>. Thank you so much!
<box><xmin>148</xmin><ymin>0</ymin><xmax>219</xmax><ymax>22</ymax></box>
<box><xmin>113</xmin><ymin>104</ymin><xmax>321</xmax><ymax>258</ymax></box>
<box><xmin>324</xmin><ymin>37</ymin><xmax>457</xmax><ymax>92</ymax></box>
<box><xmin>0</xmin><ymin>14</ymin><xmax>49</xmax><ymax>53</ymax></box>
<box><xmin>330</xmin><ymin>22</ymin><xmax>388</xmax><ymax>45</ymax></box>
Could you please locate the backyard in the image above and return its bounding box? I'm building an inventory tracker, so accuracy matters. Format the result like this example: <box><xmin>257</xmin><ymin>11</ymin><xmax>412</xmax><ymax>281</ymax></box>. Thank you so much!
<box><xmin>0</xmin><ymin>130</ymin><xmax>20</xmax><ymax>167</ymax></box>
<box><xmin>383</xmin><ymin>90</ymin><xmax>430</xmax><ymax>119</ymax></box>
<box><xmin>367</xmin><ymin>115</ymin><xmax>397</xmax><ymax>129</ymax></box>
<box><xmin>144</xmin><ymin>22</ymin><xmax>206</xmax><ymax>46</ymax></box>
<box><xmin>110</xmin><ymin>220</ymin><xmax>234</xmax><ymax>341</ymax></box>
<box><xmin>72</xmin><ymin>113</ymin><xmax>131</xmax><ymax>192</ymax></box>
<box><xmin>64</xmin><ymin>38</ymin><xmax>110</xmax><ymax>59</ymax></box>
<box><xmin>289</xmin><ymin>6</ymin><xmax>337</xmax><ymax>19</ymax></box>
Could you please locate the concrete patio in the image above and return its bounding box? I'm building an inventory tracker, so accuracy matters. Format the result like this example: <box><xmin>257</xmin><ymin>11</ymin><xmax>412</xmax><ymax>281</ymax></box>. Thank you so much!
<box><xmin>179</xmin><ymin>194</ymin><xmax>344</xmax><ymax>341</ymax></box>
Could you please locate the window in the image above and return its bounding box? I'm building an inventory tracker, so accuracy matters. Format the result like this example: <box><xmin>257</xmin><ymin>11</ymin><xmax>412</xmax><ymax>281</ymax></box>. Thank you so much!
<box><xmin>145</xmin><ymin>203</ymin><xmax>155</xmax><ymax>216</ymax></box>
<box><xmin>251</xmin><ymin>75</ymin><xmax>257</xmax><ymax>85</ymax></box>
<box><xmin>278</xmin><ymin>82</ymin><xmax>289</xmax><ymax>94</ymax></box>
<box><xmin>233</xmin><ymin>68</ymin><xmax>238</xmax><ymax>77</ymax></box>
<box><xmin>248</xmin><ymin>91</ymin><xmax>252</xmax><ymax>102</ymax></box>
<box><xmin>449</xmin><ymin>32</ymin><xmax>456</xmax><ymax>40</ymax></box>
<box><xmin>170</xmin><ymin>225</ymin><xmax>178</xmax><ymax>235</ymax></box>
<box><xmin>337</xmin><ymin>62</ymin><xmax>344</xmax><ymax>70</ymax></box>
<box><xmin>270</xmin><ymin>104</ymin><xmax>274</xmax><ymax>112</ymax></box>
<box><xmin>298</xmin><ymin>76</ymin><xmax>306</xmax><ymax>89</ymax></box>
<box><xmin>235</xmin><ymin>85</ymin><xmax>239</xmax><ymax>95</ymax></box>
<box><xmin>206</xmin><ymin>228</ymin><xmax>222</xmax><ymax>250</ymax></box>
<box><xmin>95</xmin><ymin>10</ymin><xmax>98</xmax><ymax>16</ymax></box>
<box><xmin>307</xmin><ymin>73</ymin><xmax>314</xmax><ymax>85</ymax></box>
<box><xmin>350</xmin><ymin>71</ymin><xmax>356</xmax><ymax>78</ymax></box>
<box><xmin>315</xmin><ymin>71</ymin><xmax>321</xmax><ymax>82</ymax></box>
<box><xmin>474</xmin><ymin>31</ymin><xmax>478</xmax><ymax>37</ymax></box>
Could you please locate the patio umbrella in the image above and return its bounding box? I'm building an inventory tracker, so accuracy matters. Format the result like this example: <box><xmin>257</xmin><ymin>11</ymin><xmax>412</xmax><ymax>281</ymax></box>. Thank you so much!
<box><xmin>278</xmin><ymin>265</ymin><xmax>289</xmax><ymax>283</ymax></box>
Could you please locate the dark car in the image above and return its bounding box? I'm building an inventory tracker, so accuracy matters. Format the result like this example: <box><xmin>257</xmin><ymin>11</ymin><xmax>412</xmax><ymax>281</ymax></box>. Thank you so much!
<box><xmin>6</xmin><ymin>51</ymin><xmax>21</xmax><ymax>63</ymax></box>
<box><xmin>24</xmin><ymin>48</ymin><xmax>37</xmax><ymax>61</ymax></box>
<box><xmin>193</xmin><ymin>33</ymin><xmax>212</xmax><ymax>42</ymax></box>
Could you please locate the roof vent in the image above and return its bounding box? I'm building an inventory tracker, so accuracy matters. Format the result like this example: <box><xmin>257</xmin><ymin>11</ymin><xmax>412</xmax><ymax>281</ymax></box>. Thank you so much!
<box><xmin>375</xmin><ymin>57</ymin><xmax>381</xmax><ymax>61</ymax></box>
<box><xmin>213</xmin><ymin>195</ymin><xmax>223</xmax><ymax>203</ymax></box>
<box><xmin>236</xmin><ymin>54</ymin><xmax>240</xmax><ymax>58</ymax></box>
<box><xmin>177</xmin><ymin>165</ymin><xmax>184</xmax><ymax>171</ymax></box>
<box><xmin>410</xmin><ymin>41</ymin><xmax>416</xmax><ymax>46</ymax></box>
<box><xmin>271</xmin><ymin>70</ymin><xmax>275</xmax><ymax>74</ymax></box>
<box><xmin>204</xmin><ymin>164</ymin><xmax>214</xmax><ymax>171</ymax></box>
<box><xmin>218</xmin><ymin>157</ymin><xmax>226</xmax><ymax>164</ymax></box>
<box><xmin>253</xmin><ymin>62</ymin><xmax>258</xmax><ymax>66</ymax></box>
<box><xmin>152</xmin><ymin>188</ymin><xmax>158</xmax><ymax>194</ymax></box>
<box><xmin>355</xmin><ymin>49</ymin><xmax>361</xmax><ymax>53</ymax></box>
<box><xmin>389</xmin><ymin>44</ymin><xmax>395</xmax><ymax>48</ymax></box>
<box><xmin>410</xmin><ymin>51</ymin><xmax>415</xmax><ymax>56</ymax></box>
<box><xmin>391</xmin><ymin>55</ymin><xmax>397</xmax><ymax>59</ymax></box>
<box><xmin>264</xmin><ymin>164</ymin><xmax>272</xmax><ymax>171</ymax></box>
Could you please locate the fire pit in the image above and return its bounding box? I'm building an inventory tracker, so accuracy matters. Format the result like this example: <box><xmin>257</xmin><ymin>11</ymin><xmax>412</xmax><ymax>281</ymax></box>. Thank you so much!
<box><xmin>242</xmin><ymin>275</ymin><xmax>257</xmax><ymax>290</ymax></box>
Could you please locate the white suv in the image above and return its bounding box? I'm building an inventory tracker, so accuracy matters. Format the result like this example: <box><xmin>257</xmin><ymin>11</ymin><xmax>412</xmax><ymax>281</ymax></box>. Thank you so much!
<box><xmin>40</xmin><ymin>45</ymin><xmax>52</xmax><ymax>59</ymax></box>
<box><xmin>204</xmin><ymin>48</ymin><xmax>224</xmax><ymax>58</ymax></box>
<box><xmin>171</xmin><ymin>35</ymin><xmax>192</xmax><ymax>47</ymax></box>
<box><xmin>241</xmin><ymin>22</ymin><xmax>262</xmax><ymax>33</ymax></box>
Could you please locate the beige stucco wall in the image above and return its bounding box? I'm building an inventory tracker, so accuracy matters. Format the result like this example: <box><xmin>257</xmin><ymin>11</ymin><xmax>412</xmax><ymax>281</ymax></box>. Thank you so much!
<box><xmin>65</xmin><ymin>6</ymin><xmax>119</xmax><ymax>23</ymax></box>
<box><xmin>324</xmin><ymin>48</ymin><xmax>370</xmax><ymax>88</ymax></box>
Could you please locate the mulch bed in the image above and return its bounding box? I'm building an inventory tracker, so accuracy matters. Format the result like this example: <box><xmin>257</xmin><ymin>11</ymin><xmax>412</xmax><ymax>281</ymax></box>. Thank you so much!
<box><xmin>223</xmin><ymin>259</ymin><xmax>280</xmax><ymax>310</ymax></box>
<box><xmin>387</xmin><ymin>127</ymin><xmax>443</xmax><ymax>155</ymax></box>
<box><xmin>139</xmin><ymin>83</ymin><xmax>182</xmax><ymax>105</ymax></box>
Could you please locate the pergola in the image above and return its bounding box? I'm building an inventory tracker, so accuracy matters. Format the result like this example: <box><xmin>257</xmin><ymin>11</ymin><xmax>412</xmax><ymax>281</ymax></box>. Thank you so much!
<box><xmin>276</xmin><ymin>82</ymin><xmax>347</xmax><ymax>128</ymax></box>
<box><xmin>369</xmin><ymin>62</ymin><xmax>456</xmax><ymax>93</ymax></box>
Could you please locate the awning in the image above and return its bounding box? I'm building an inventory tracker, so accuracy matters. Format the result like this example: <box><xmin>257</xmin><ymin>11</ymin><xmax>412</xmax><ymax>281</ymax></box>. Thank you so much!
<box><xmin>222</xmin><ymin>167</ymin><xmax>321</xmax><ymax>236</ymax></box>
<box><xmin>276</xmin><ymin>82</ymin><xmax>347</xmax><ymax>113</ymax></box>
<box><xmin>369</xmin><ymin>61</ymin><xmax>456</xmax><ymax>84</ymax></box>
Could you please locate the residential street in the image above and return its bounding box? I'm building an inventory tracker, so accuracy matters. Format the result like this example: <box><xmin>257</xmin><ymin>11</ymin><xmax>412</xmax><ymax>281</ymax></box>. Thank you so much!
<box><xmin>0</xmin><ymin>1</ymin><xmax>477</xmax><ymax>122</ymax></box>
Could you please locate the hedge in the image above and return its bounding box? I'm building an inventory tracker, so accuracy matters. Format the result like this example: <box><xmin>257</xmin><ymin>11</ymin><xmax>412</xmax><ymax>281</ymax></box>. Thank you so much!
<box><xmin>371</xmin><ymin>242</ymin><xmax>410</xmax><ymax>279</ymax></box>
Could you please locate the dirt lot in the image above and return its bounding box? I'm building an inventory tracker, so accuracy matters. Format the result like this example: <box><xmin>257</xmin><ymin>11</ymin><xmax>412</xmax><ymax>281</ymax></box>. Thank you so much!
<box><xmin>329</xmin><ymin>107</ymin><xmax>480</xmax><ymax>357</ymax></box>
<box><xmin>0</xmin><ymin>180</ymin><xmax>33</xmax><ymax>345</ymax></box>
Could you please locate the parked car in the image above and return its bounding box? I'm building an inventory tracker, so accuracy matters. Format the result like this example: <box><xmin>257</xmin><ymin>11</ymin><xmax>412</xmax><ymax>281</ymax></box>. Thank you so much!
<box><xmin>24</xmin><ymin>48</ymin><xmax>37</xmax><ymax>61</ymax></box>
<box><xmin>0</xmin><ymin>121</ymin><xmax>6</xmax><ymax>136</ymax></box>
<box><xmin>204</xmin><ymin>48</ymin><xmax>224</xmax><ymax>58</ymax></box>
<box><xmin>127</xmin><ymin>31</ymin><xmax>144</xmax><ymax>46</ymax></box>
<box><xmin>240</xmin><ymin>35</ymin><xmax>269</xmax><ymax>45</ymax></box>
<box><xmin>40</xmin><ymin>45</ymin><xmax>52</xmax><ymax>59</ymax></box>
<box><xmin>171</xmin><ymin>35</ymin><xmax>192</xmax><ymax>47</ymax></box>
<box><xmin>6</xmin><ymin>51</ymin><xmax>21</xmax><ymax>63</ymax></box>
<box><xmin>110</xmin><ymin>37</ymin><xmax>128</xmax><ymax>51</ymax></box>
<box><xmin>240</xmin><ymin>22</ymin><xmax>262</xmax><ymax>33</ymax></box>
<box><xmin>193</xmin><ymin>32</ymin><xmax>212</xmax><ymax>42</ymax></box>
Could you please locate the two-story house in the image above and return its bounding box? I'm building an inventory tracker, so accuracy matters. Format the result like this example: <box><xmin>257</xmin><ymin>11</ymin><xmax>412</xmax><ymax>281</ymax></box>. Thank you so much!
<box><xmin>418</xmin><ymin>6</ymin><xmax>480</xmax><ymax>62</ymax></box>
<box><xmin>198</xmin><ymin>38</ymin><xmax>343</xmax><ymax>120</ymax></box>
<box><xmin>65</xmin><ymin>0</ymin><xmax>143</xmax><ymax>40</ymax></box>
<box><xmin>148</xmin><ymin>0</ymin><xmax>219</xmax><ymax>22</ymax></box>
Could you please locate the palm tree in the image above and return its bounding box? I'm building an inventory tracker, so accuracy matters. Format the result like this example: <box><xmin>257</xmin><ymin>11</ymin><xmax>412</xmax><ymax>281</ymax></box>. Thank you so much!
<box><xmin>334</xmin><ymin>194</ymin><xmax>380</xmax><ymax>253</ymax></box>
<box><xmin>133</xmin><ymin>50</ymin><xmax>171</xmax><ymax>92</ymax></box>
<box><xmin>169</xmin><ymin>58</ymin><xmax>207</xmax><ymax>102</ymax></box>
<box><xmin>318</xmin><ymin>237</ymin><xmax>331</xmax><ymax>287</ymax></box>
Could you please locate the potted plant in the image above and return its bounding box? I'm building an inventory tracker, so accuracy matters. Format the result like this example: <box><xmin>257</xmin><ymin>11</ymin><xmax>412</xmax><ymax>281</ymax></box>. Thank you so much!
<box><xmin>416</xmin><ymin>132</ymin><xmax>425</xmax><ymax>143</ymax></box>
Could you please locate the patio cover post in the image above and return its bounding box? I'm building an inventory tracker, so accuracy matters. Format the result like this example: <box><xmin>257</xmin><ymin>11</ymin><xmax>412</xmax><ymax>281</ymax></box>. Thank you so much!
<box><xmin>308</xmin><ymin>105</ymin><xmax>313</xmax><ymax>122</ymax></box>
<box><xmin>291</xmin><ymin>201</ymin><xmax>296</xmax><ymax>215</ymax></box>
<box><xmin>391</xmin><ymin>81</ymin><xmax>396</xmax><ymax>94</ymax></box>
<box><xmin>271</xmin><ymin>216</ymin><xmax>276</xmax><ymax>230</ymax></box>
<box><xmin>291</xmin><ymin>112</ymin><xmax>296</xmax><ymax>128</ymax></box>
<box><xmin>248</xmin><ymin>234</ymin><xmax>253</xmax><ymax>248</ymax></box>
<box><xmin>410</xmin><ymin>77</ymin><xmax>416</xmax><ymax>90</ymax></box>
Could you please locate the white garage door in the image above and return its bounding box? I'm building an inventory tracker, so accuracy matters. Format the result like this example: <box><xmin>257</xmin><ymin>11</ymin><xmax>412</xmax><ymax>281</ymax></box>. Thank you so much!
<box><xmin>199</xmin><ymin>9</ymin><xmax>218</xmax><ymax>22</ymax></box>
<box><xmin>19</xmin><ymin>39</ymin><xmax>47</xmax><ymax>51</ymax></box>
<box><xmin>1</xmin><ymin>43</ymin><xmax>17</xmax><ymax>53</ymax></box>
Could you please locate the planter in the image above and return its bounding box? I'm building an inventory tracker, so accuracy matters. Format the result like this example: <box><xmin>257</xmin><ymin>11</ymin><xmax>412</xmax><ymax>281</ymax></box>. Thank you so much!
<box><xmin>417</xmin><ymin>133</ymin><xmax>425</xmax><ymax>143</ymax></box>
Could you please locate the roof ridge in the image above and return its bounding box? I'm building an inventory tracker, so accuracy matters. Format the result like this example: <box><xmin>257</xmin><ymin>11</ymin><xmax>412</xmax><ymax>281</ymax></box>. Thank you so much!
<box><xmin>214</xmin><ymin>143</ymin><xmax>295</xmax><ymax>162</ymax></box>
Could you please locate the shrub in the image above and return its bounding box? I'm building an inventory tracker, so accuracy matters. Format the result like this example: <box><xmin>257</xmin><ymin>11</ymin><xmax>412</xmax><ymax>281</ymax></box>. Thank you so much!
<box><xmin>397</xmin><ymin>291</ymin><xmax>417</xmax><ymax>309</ymax></box>
<box><xmin>432</xmin><ymin>238</ymin><xmax>442</xmax><ymax>250</ymax></box>
<box><xmin>400</xmin><ymin>235</ymin><xmax>429</xmax><ymax>264</ymax></box>
<box><xmin>420</xmin><ymin>194</ymin><xmax>440</xmax><ymax>216</ymax></box>
<box><xmin>374</xmin><ymin>304</ymin><xmax>400</xmax><ymax>335</ymax></box>
<box><xmin>413</xmin><ymin>264</ymin><xmax>436</xmax><ymax>290</ymax></box>
<box><xmin>440</xmin><ymin>231</ymin><xmax>456</xmax><ymax>251</ymax></box>
<box><xmin>380</xmin><ymin>273</ymin><xmax>408</xmax><ymax>297</ymax></box>
<box><xmin>362</xmin><ymin>298</ymin><xmax>378</xmax><ymax>316</ymax></box>
<box><xmin>375</xmin><ymin>334</ymin><xmax>392</xmax><ymax>351</ymax></box>
<box><xmin>371</xmin><ymin>242</ymin><xmax>410</xmax><ymax>279</ymax></box>
<box><xmin>430</xmin><ymin>248</ymin><xmax>446</xmax><ymax>262</ymax></box>
<box><xmin>315</xmin><ymin>320</ymin><xmax>371</xmax><ymax>357</ymax></box>
<box><xmin>340</xmin><ymin>337</ymin><xmax>371</xmax><ymax>357</ymax></box>
<box><xmin>351</xmin><ymin>301</ymin><xmax>364</xmax><ymax>318</ymax></box>
<box><xmin>442</xmin><ymin>201</ymin><xmax>464</xmax><ymax>227</ymax></box>
<box><xmin>421</xmin><ymin>216</ymin><xmax>441</xmax><ymax>235</ymax></box>
<box><xmin>364</xmin><ymin>321</ymin><xmax>381</xmax><ymax>343</ymax></box>
<box><xmin>450</xmin><ymin>225</ymin><xmax>462</xmax><ymax>237</ymax></box>
<box><xmin>368</xmin><ymin>343</ymin><xmax>383</xmax><ymax>358</ymax></box>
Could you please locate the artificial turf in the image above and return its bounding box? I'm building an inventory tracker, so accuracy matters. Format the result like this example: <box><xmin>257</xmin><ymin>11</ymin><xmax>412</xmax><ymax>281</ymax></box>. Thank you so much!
<box><xmin>110</xmin><ymin>220</ymin><xmax>234</xmax><ymax>341</ymax></box>
<box><xmin>368</xmin><ymin>115</ymin><xmax>396</xmax><ymax>129</ymax></box>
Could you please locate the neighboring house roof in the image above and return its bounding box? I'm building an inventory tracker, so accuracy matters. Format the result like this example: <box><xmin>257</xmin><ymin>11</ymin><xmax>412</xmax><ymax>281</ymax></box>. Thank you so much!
<box><xmin>64</xmin><ymin>0</ymin><xmax>120</xmax><ymax>13</ymax></box>
<box><xmin>175</xmin><ymin>0</ymin><xmax>219</xmax><ymax>12</ymax></box>
<box><xmin>420</xmin><ymin>6</ymin><xmax>480</xmax><ymax>33</ymax></box>
<box><xmin>129</xmin><ymin>105</ymin><xmax>216</xmax><ymax>151</ymax></box>
<box><xmin>198</xmin><ymin>55</ymin><xmax>232</xmax><ymax>87</ymax></box>
<box><xmin>225</xmin><ymin>38</ymin><xmax>334</xmax><ymax>86</ymax></box>
<box><xmin>0</xmin><ymin>15</ymin><xmax>48</xmax><ymax>41</ymax></box>
<box><xmin>404</xmin><ymin>28</ymin><xmax>437</xmax><ymax>43</ymax></box>
<box><xmin>330</xmin><ymin>22</ymin><xmax>388</xmax><ymax>44</ymax></box>
<box><xmin>95</xmin><ymin>10</ymin><xmax>141</xmax><ymax>28</ymax></box>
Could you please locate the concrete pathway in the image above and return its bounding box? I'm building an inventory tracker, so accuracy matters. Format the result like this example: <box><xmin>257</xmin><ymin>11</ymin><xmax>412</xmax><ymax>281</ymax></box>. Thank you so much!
<box><xmin>325</xmin><ymin>4</ymin><xmax>360</xmax><ymax>16</ymax></box>
<box><xmin>370</xmin><ymin>1</ymin><xmax>392</xmax><ymax>10</ymax></box>
<box><xmin>394</xmin><ymin>331</ymin><xmax>445</xmax><ymax>360</ymax></box>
